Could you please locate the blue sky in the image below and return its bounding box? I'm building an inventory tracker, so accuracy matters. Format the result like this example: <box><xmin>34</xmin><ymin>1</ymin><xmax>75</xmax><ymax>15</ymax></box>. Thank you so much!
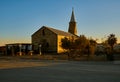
<box><xmin>0</xmin><ymin>0</ymin><xmax>120</xmax><ymax>46</ymax></box>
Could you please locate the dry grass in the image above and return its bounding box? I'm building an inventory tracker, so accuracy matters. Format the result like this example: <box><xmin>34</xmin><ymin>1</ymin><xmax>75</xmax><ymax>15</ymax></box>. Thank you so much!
<box><xmin>0</xmin><ymin>54</ymin><xmax>107</xmax><ymax>61</ymax></box>
<box><xmin>0</xmin><ymin>54</ymin><xmax>119</xmax><ymax>69</ymax></box>
<box><xmin>0</xmin><ymin>60</ymin><xmax>49</xmax><ymax>69</ymax></box>
<box><xmin>0</xmin><ymin>55</ymin><xmax>68</xmax><ymax>69</ymax></box>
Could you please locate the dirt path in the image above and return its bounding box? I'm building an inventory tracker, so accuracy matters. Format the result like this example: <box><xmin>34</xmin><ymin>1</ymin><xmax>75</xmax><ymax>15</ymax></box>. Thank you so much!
<box><xmin>0</xmin><ymin>60</ymin><xmax>50</xmax><ymax>69</ymax></box>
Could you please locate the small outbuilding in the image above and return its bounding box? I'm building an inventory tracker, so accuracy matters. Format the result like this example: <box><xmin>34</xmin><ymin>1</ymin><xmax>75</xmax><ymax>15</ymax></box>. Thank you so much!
<box><xmin>6</xmin><ymin>43</ymin><xmax>32</xmax><ymax>56</ymax></box>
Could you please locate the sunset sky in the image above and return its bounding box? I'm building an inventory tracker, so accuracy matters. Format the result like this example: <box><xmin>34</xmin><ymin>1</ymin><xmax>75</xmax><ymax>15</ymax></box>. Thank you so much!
<box><xmin>0</xmin><ymin>0</ymin><xmax>120</xmax><ymax>46</ymax></box>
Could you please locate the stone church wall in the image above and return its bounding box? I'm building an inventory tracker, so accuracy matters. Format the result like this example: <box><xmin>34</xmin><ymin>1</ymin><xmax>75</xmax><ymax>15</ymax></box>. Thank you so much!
<box><xmin>32</xmin><ymin>27</ymin><xmax>57</xmax><ymax>53</ymax></box>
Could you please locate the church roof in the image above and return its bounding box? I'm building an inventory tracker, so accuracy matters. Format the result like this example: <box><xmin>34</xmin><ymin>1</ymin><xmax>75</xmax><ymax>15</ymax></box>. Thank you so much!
<box><xmin>44</xmin><ymin>26</ymin><xmax>77</xmax><ymax>37</ymax></box>
<box><xmin>32</xmin><ymin>26</ymin><xmax>77</xmax><ymax>37</ymax></box>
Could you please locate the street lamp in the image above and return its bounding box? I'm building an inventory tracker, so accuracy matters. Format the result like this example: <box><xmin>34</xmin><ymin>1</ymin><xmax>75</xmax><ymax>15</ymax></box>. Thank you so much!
<box><xmin>39</xmin><ymin>44</ymin><xmax>42</xmax><ymax>55</ymax></box>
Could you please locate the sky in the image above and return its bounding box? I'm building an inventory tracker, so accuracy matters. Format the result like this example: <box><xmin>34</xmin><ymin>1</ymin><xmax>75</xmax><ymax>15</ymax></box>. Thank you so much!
<box><xmin>0</xmin><ymin>0</ymin><xmax>120</xmax><ymax>46</ymax></box>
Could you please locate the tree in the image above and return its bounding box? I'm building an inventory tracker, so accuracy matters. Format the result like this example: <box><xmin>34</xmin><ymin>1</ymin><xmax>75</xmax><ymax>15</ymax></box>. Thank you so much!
<box><xmin>61</xmin><ymin>35</ymin><xmax>90</xmax><ymax>59</ymax></box>
<box><xmin>107</xmin><ymin>34</ymin><xmax>117</xmax><ymax>50</ymax></box>
<box><xmin>89</xmin><ymin>39</ymin><xmax>97</xmax><ymax>55</ymax></box>
<box><xmin>61</xmin><ymin>37</ymin><xmax>74</xmax><ymax>59</ymax></box>
<box><xmin>107</xmin><ymin>34</ymin><xmax>117</xmax><ymax>60</ymax></box>
<box><xmin>75</xmin><ymin>35</ymin><xmax>89</xmax><ymax>48</ymax></box>
<box><xmin>61</xmin><ymin>35</ymin><xmax>97</xmax><ymax>60</ymax></box>
<box><xmin>61</xmin><ymin>37</ymin><xmax>72</xmax><ymax>50</ymax></box>
<box><xmin>74</xmin><ymin>35</ymin><xmax>89</xmax><ymax>55</ymax></box>
<box><xmin>89</xmin><ymin>39</ymin><xmax>97</xmax><ymax>47</ymax></box>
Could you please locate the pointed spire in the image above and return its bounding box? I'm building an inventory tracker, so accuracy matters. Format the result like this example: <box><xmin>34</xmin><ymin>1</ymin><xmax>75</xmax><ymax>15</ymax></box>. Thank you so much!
<box><xmin>70</xmin><ymin>8</ymin><xmax>76</xmax><ymax>22</ymax></box>
<box><xmin>68</xmin><ymin>8</ymin><xmax>77</xmax><ymax>35</ymax></box>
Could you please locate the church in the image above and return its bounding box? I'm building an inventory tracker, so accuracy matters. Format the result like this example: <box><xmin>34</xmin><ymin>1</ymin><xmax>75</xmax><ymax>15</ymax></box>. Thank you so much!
<box><xmin>32</xmin><ymin>10</ymin><xmax>78</xmax><ymax>53</ymax></box>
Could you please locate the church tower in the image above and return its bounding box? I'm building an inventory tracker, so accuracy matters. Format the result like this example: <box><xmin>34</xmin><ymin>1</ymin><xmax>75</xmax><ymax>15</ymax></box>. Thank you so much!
<box><xmin>68</xmin><ymin>9</ymin><xmax>77</xmax><ymax>35</ymax></box>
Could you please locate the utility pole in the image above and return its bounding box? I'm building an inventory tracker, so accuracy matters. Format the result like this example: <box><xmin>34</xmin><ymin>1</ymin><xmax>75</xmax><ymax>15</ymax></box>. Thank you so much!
<box><xmin>19</xmin><ymin>44</ymin><xmax>22</xmax><ymax>56</ymax></box>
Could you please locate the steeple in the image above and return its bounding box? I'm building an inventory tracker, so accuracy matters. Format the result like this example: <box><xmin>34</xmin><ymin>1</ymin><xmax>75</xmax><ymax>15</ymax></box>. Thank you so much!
<box><xmin>68</xmin><ymin>8</ymin><xmax>77</xmax><ymax>35</ymax></box>
<box><xmin>70</xmin><ymin>8</ymin><xmax>76</xmax><ymax>22</ymax></box>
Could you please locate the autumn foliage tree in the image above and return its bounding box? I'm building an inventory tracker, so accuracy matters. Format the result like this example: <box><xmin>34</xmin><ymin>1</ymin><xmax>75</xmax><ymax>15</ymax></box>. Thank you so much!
<box><xmin>74</xmin><ymin>35</ymin><xmax>89</xmax><ymax>55</ymax></box>
<box><xmin>89</xmin><ymin>39</ymin><xmax>97</xmax><ymax>55</ymax></box>
<box><xmin>61</xmin><ymin>35</ymin><xmax>97</xmax><ymax>59</ymax></box>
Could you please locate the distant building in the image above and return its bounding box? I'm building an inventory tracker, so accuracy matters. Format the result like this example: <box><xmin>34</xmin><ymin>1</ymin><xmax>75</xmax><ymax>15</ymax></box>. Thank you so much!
<box><xmin>32</xmin><ymin>9</ymin><xmax>78</xmax><ymax>53</ymax></box>
<box><xmin>95</xmin><ymin>43</ymin><xmax>120</xmax><ymax>55</ymax></box>
<box><xmin>6</xmin><ymin>43</ymin><xmax>32</xmax><ymax>56</ymax></box>
<box><xmin>95</xmin><ymin>44</ymin><xmax>106</xmax><ymax>55</ymax></box>
<box><xmin>0</xmin><ymin>46</ymin><xmax>6</xmax><ymax>55</ymax></box>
